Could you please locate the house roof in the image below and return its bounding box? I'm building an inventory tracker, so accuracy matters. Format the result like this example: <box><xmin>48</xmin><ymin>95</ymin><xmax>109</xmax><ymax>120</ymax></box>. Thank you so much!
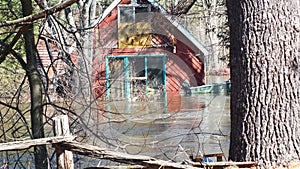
<box><xmin>95</xmin><ymin>0</ymin><xmax>209</xmax><ymax>59</ymax></box>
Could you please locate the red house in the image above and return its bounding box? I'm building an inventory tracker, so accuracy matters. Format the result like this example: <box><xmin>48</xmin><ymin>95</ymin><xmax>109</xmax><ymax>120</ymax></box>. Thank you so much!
<box><xmin>93</xmin><ymin>0</ymin><xmax>209</xmax><ymax>100</ymax></box>
<box><xmin>37</xmin><ymin>0</ymin><xmax>209</xmax><ymax>102</ymax></box>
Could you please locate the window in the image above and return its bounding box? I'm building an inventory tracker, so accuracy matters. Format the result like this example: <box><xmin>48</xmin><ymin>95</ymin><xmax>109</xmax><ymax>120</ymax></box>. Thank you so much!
<box><xmin>118</xmin><ymin>5</ymin><xmax>152</xmax><ymax>48</ymax></box>
<box><xmin>135</xmin><ymin>6</ymin><xmax>149</xmax><ymax>22</ymax></box>
<box><xmin>118</xmin><ymin>5</ymin><xmax>150</xmax><ymax>23</ymax></box>
<box><xmin>119</xmin><ymin>6</ymin><xmax>134</xmax><ymax>23</ymax></box>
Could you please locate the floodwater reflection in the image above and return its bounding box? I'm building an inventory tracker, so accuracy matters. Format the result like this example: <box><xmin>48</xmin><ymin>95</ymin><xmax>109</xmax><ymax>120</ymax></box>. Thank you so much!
<box><xmin>99</xmin><ymin>93</ymin><xmax>230</xmax><ymax>162</ymax></box>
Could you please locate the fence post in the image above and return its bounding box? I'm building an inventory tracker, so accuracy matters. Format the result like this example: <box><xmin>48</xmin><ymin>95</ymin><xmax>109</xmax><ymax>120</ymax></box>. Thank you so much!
<box><xmin>53</xmin><ymin>115</ymin><xmax>74</xmax><ymax>169</ymax></box>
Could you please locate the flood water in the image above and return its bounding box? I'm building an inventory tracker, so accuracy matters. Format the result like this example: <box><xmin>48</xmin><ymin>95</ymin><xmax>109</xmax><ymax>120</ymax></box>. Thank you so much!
<box><xmin>96</xmin><ymin>92</ymin><xmax>230</xmax><ymax>163</ymax></box>
<box><xmin>0</xmin><ymin>76</ymin><xmax>231</xmax><ymax>168</ymax></box>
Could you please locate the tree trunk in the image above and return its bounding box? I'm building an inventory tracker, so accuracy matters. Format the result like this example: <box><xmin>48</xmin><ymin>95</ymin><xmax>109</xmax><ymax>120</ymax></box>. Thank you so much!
<box><xmin>21</xmin><ymin>0</ymin><xmax>48</xmax><ymax>168</ymax></box>
<box><xmin>227</xmin><ymin>0</ymin><xmax>300</xmax><ymax>167</ymax></box>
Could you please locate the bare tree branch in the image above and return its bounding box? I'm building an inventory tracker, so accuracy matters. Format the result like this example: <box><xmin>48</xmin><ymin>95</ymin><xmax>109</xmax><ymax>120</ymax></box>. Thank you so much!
<box><xmin>168</xmin><ymin>0</ymin><xmax>197</xmax><ymax>15</ymax></box>
<box><xmin>0</xmin><ymin>43</ymin><xmax>27</xmax><ymax>70</ymax></box>
<box><xmin>0</xmin><ymin>25</ymin><xmax>29</xmax><ymax>65</ymax></box>
<box><xmin>0</xmin><ymin>0</ymin><xmax>79</xmax><ymax>27</ymax></box>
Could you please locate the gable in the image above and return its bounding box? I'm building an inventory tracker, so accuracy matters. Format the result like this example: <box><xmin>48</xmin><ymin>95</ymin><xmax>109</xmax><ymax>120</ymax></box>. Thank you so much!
<box><xmin>96</xmin><ymin>0</ymin><xmax>209</xmax><ymax>59</ymax></box>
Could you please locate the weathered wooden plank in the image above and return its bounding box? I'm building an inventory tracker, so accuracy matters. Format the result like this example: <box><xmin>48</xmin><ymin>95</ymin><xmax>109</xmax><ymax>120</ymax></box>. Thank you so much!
<box><xmin>186</xmin><ymin>159</ymin><xmax>256</xmax><ymax>169</ymax></box>
<box><xmin>54</xmin><ymin>141</ymin><xmax>153</xmax><ymax>161</ymax></box>
<box><xmin>84</xmin><ymin>165</ymin><xmax>145</xmax><ymax>169</ymax></box>
<box><xmin>0</xmin><ymin>136</ymin><xmax>75</xmax><ymax>151</ymax></box>
<box><xmin>56</xmin><ymin>141</ymin><xmax>200</xmax><ymax>169</ymax></box>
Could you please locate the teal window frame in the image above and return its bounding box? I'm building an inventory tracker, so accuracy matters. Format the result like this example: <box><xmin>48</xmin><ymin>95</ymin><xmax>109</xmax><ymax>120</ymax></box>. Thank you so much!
<box><xmin>105</xmin><ymin>54</ymin><xmax>167</xmax><ymax>103</ymax></box>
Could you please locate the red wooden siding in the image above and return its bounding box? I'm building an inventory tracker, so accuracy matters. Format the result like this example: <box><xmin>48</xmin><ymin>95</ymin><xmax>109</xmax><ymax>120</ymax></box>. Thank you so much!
<box><xmin>92</xmin><ymin>0</ymin><xmax>205</xmax><ymax>95</ymax></box>
<box><xmin>37</xmin><ymin>0</ymin><xmax>206</xmax><ymax>99</ymax></box>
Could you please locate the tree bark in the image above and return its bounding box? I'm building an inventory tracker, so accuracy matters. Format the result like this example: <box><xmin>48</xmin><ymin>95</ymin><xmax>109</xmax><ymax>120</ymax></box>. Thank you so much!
<box><xmin>21</xmin><ymin>0</ymin><xmax>48</xmax><ymax>168</ymax></box>
<box><xmin>227</xmin><ymin>0</ymin><xmax>300</xmax><ymax>167</ymax></box>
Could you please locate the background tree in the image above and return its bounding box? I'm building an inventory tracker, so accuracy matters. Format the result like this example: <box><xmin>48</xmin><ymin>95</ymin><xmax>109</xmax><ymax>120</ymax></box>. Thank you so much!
<box><xmin>161</xmin><ymin>0</ymin><xmax>229</xmax><ymax>75</ymax></box>
<box><xmin>21</xmin><ymin>0</ymin><xmax>48</xmax><ymax>168</ymax></box>
<box><xmin>227</xmin><ymin>0</ymin><xmax>300</xmax><ymax>167</ymax></box>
